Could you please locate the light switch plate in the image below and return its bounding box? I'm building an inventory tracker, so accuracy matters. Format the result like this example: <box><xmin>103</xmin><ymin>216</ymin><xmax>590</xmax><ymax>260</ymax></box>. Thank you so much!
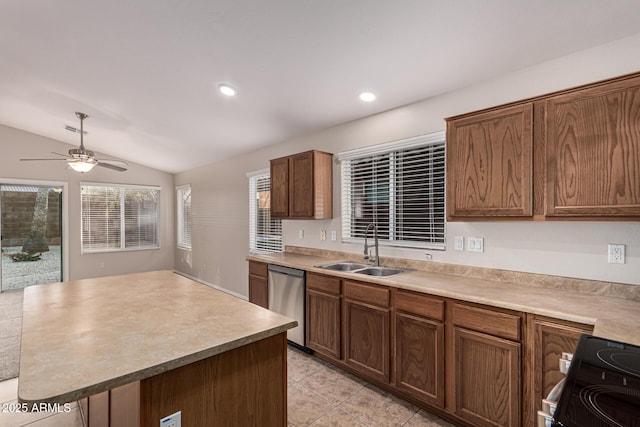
<box><xmin>468</xmin><ymin>237</ymin><xmax>484</xmax><ymax>253</ymax></box>
<box><xmin>298</xmin><ymin>229</ymin><xmax>304</xmax><ymax>239</ymax></box>
<box><xmin>454</xmin><ymin>236</ymin><xmax>464</xmax><ymax>251</ymax></box>
<box><xmin>330</xmin><ymin>230</ymin><xmax>337</xmax><ymax>241</ymax></box>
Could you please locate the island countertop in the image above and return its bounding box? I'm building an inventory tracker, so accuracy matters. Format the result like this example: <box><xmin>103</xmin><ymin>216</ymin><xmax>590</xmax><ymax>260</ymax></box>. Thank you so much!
<box><xmin>18</xmin><ymin>270</ymin><xmax>297</xmax><ymax>404</ymax></box>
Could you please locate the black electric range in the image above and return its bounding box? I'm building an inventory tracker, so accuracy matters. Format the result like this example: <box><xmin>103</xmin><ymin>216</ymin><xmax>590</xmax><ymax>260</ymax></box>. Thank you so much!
<box><xmin>553</xmin><ymin>335</ymin><xmax>640</xmax><ymax>427</ymax></box>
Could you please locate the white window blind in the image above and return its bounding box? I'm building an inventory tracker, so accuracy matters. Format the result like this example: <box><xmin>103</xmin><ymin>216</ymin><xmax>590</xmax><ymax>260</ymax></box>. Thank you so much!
<box><xmin>81</xmin><ymin>184</ymin><xmax>160</xmax><ymax>253</ymax></box>
<box><xmin>177</xmin><ymin>185</ymin><xmax>192</xmax><ymax>249</ymax></box>
<box><xmin>339</xmin><ymin>131</ymin><xmax>446</xmax><ymax>250</ymax></box>
<box><xmin>249</xmin><ymin>170</ymin><xmax>283</xmax><ymax>253</ymax></box>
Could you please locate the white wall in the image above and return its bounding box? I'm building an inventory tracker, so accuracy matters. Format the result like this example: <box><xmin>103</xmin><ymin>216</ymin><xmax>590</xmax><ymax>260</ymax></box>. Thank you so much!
<box><xmin>176</xmin><ymin>33</ymin><xmax>640</xmax><ymax>295</ymax></box>
<box><xmin>0</xmin><ymin>124</ymin><xmax>175</xmax><ymax>281</ymax></box>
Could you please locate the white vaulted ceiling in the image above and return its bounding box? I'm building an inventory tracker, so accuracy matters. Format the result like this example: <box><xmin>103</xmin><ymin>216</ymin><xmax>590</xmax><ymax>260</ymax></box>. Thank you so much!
<box><xmin>1</xmin><ymin>0</ymin><xmax>640</xmax><ymax>173</ymax></box>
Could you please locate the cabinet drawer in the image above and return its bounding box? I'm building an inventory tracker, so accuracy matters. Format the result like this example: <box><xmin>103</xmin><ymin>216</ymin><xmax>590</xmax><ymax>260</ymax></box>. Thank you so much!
<box><xmin>395</xmin><ymin>290</ymin><xmax>444</xmax><ymax>321</ymax></box>
<box><xmin>344</xmin><ymin>280</ymin><xmax>389</xmax><ymax>307</ymax></box>
<box><xmin>452</xmin><ymin>303</ymin><xmax>521</xmax><ymax>341</ymax></box>
<box><xmin>249</xmin><ymin>261</ymin><xmax>268</xmax><ymax>278</ymax></box>
<box><xmin>307</xmin><ymin>273</ymin><xmax>341</xmax><ymax>295</ymax></box>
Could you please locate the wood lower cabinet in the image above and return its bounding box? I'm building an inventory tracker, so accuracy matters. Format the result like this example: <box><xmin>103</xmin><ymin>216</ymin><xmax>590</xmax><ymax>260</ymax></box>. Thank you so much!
<box><xmin>545</xmin><ymin>74</ymin><xmax>640</xmax><ymax>217</ymax></box>
<box><xmin>306</xmin><ymin>273</ymin><xmax>341</xmax><ymax>360</ymax></box>
<box><xmin>343</xmin><ymin>280</ymin><xmax>390</xmax><ymax>383</ymax></box>
<box><xmin>449</xmin><ymin>302</ymin><xmax>523</xmax><ymax>427</ymax></box>
<box><xmin>523</xmin><ymin>315</ymin><xmax>593</xmax><ymax>426</ymax></box>
<box><xmin>453</xmin><ymin>328</ymin><xmax>521</xmax><ymax>427</ymax></box>
<box><xmin>270</xmin><ymin>150</ymin><xmax>333</xmax><ymax>219</ymax></box>
<box><xmin>393</xmin><ymin>290</ymin><xmax>445</xmax><ymax>408</ymax></box>
<box><xmin>446</xmin><ymin>103</ymin><xmax>534</xmax><ymax>220</ymax></box>
<box><xmin>248</xmin><ymin>261</ymin><xmax>268</xmax><ymax>309</ymax></box>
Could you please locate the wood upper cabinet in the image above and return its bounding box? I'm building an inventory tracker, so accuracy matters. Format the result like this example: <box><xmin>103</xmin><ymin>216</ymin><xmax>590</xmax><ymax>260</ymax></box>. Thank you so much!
<box><xmin>306</xmin><ymin>273</ymin><xmax>341</xmax><ymax>360</ymax></box>
<box><xmin>448</xmin><ymin>302</ymin><xmax>522</xmax><ymax>427</ymax></box>
<box><xmin>270</xmin><ymin>150</ymin><xmax>333</xmax><ymax>219</ymax></box>
<box><xmin>343</xmin><ymin>280</ymin><xmax>390</xmax><ymax>383</ymax></box>
<box><xmin>248</xmin><ymin>261</ymin><xmax>268</xmax><ymax>309</ymax></box>
<box><xmin>446</xmin><ymin>103</ymin><xmax>534</xmax><ymax>220</ymax></box>
<box><xmin>545</xmin><ymin>75</ymin><xmax>640</xmax><ymax>217</ymax></box>
<box><xmin>393</xmin><ymin>290</ymin><xmax>445</xmax><ymax>408</ymax></box>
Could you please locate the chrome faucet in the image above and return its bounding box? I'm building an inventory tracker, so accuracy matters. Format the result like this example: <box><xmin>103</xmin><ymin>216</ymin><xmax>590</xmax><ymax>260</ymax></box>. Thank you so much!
<box><xmin>363</xmin><ymin>223</ymin><xmax>380</xmax><ymax>267</ymax></box>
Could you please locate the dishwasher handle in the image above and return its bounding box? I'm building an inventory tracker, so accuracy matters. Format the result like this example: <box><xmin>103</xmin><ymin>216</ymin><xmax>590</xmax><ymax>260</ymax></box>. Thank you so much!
<box><xmin>268</xmin><ymin>264</ymin><xmax>305</xmax><ymax>278</ymax></box>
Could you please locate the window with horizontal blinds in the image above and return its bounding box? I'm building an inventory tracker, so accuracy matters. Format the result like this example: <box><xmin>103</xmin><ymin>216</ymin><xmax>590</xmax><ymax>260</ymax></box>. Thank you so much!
<box><xmin>177</xmin><ymin>185</ymin><xmax>192</xmax><ymax>249</ymax></box>
<box><xmin>249</xmin><ymin>171</ymin><xmax>283</xmax><ymax>253</ymax></box>
<box><xmin>81</xmin><ymin>184</ymin><xmax>160</xmax><ymax>253</ymax></box>
<box><xmin>339</xmin><ymin>131</ymin><xmax>446</xmax><ymax>250</ymax></box>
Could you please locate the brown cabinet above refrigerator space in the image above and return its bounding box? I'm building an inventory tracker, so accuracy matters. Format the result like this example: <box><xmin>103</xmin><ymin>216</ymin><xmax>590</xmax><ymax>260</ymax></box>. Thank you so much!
<box><xmin>270</xmin><ymin>150</ymin><xmax>333</xmax><ymax>219</ymax></box>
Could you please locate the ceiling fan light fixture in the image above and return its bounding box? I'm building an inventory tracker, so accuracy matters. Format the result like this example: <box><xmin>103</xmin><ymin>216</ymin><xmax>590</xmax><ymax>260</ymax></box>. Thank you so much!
<box><xmin>68</xmin><ymin>158</ymin><xmax>97</xmax><ymax>173</ymax></box>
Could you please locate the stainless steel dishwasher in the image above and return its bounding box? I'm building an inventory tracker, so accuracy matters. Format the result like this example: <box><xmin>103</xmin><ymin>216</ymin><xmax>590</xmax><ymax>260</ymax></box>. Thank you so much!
<box><xmin>267</xmin><ymin>264</ymin><xmax>306</xmax><ymax>349</ymax></box>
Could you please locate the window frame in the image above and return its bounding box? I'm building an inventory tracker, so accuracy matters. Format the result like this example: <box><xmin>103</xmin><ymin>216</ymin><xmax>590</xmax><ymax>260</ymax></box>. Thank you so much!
<box><xmin>80</xmin><ymin>182</ymin><xmax>161</xmax><ymax>254</ymax></box>
<box><xmin>176</xmin><ymin>184</ymin><xmax>192</xmax><ymax>250</ymax></box>
<box><xmin>338</xmin><ymin>131</ymin><xmax>446</xmax><ymax>251</ymax></box>
<box><xmin>248</xmin><ymin>169</ymin><xmax>283</xmax><ymax>253</ymax></box>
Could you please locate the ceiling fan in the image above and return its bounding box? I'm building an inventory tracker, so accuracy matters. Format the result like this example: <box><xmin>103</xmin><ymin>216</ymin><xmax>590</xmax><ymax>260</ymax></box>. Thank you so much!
<box><xmin>20</xmin><ymin>112</ymin><xmax>128</xmax><ymax>173</ymax></box>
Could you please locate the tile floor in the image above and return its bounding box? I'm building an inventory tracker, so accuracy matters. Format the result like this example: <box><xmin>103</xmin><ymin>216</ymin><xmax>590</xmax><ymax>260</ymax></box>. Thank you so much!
<box><xmin>0</xmin><ymin>346</ymin><xmax>455</xmax><ymax>426</ymax></box>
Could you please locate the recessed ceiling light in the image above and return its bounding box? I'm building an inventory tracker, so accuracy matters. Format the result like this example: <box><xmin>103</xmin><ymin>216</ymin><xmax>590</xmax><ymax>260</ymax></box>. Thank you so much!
<box><xmin>218</xmin><ymin>83</ymin><xmax>237</xmax><ymax>97</ymax></box>
<box><xmin>359</xmin><ymin>92</ymin><xmax>376</xmax><ymax>102</ymax></box>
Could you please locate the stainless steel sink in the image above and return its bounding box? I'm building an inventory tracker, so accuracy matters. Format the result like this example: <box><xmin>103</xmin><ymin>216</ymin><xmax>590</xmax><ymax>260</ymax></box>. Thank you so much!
<box><xmin>316</xmin><ymin>262</ymin><xmax>406</xmax><ymax>277</ymax></box>
<box><xmin>315</xmin><ymin>261</ymin><xmax>369</xmax><ymax>271</ymax></box>
<box><xmin>354</xmin><ymin>267</ymin><xmax>405</xmax><ymax>277</ymax></box>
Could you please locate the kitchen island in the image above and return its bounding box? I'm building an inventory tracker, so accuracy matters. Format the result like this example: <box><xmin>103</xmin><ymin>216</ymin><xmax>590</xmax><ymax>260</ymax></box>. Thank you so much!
<box><xmin>18</xmin><ymin>270</ymin><xmax>297</xmax><ymax>426</ymax></box>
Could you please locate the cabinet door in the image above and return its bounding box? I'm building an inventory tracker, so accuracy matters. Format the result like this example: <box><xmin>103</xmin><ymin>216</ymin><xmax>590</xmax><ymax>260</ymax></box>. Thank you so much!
<box><xmin>109</xmin><ymin>382</ymin><xmax>140</xmax><ymax>427</ymax></box>
<box><xmin>270</xmin><ymin>156</ymin><xmax>290</xmax><ymax>218</ymax></box>
<box><xmin>344</xmin><ymin>299</ymin><xmax>390</xmax><ymax>383</ymax></box>
<box><xmin>395</xmin><ymin>311</ymin><xmax>444</xmax><ymax>407</ymax></box>
<box><xmin>289</xmin><ymin>151</ymin><xmax>315</xmax><ymax>218</ymax></box>
<box><xmin>88</xmin><ymin>391</ymin><xmax>109</xmax><ymax>427</ymax></box>
<box><xmin>248</xmin><ymin>275</ymin><xmax>268</xmax><ymax>309</ymax></box>
<box><xmin>454</xmin><ymin>327</ymin><xmax>521</xmax><ymax>427</ymax></box>
<box><xmin>447</xmin><ymin>103</ymin><xmax>533</xmax><ymax>219</ymax></box>
<box><xmin>545</xmin><ymin>76</ymin><xmax>640</xmax><ymax>217</ymax></box>
<box><xmin>306</xmin><ymin>289</ymin><xmax>341</xmax><ymax>359</ymax></box>
<box><xmin>533</xmin><ymin>318</ymin><xmax>591</xmax><ymax>405</ymax></box>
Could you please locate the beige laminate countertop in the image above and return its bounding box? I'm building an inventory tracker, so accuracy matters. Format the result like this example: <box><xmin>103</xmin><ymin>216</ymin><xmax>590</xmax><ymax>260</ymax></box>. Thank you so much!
<box><xmin>18</xmin><ymin>270</ymin><xmax>297</xmax><ymax>404</ymax></box>
<box><xmin>247</xmin><ymin>252</ymin><xmax>640</xmax><ymax>346</ymax></box>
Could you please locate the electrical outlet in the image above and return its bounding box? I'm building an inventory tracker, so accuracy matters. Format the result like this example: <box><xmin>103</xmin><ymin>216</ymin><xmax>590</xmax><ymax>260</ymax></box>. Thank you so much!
<box><xmin>298</xmin><ymin>229</ymin><xmax>304</xmax><ymax>239</ymax></box>
<box><xmin>320</xmin><ymin>230</ymin><xmax>326</xmax><ymax>241</ymax></box>
<box><xmin>160</xmin><ymin>411</ymin><xmax>181</xmax><ymax>427</ymax></box>
<box><xmin>99</xmin><ymin>262</ymin><xmax>104</xmax><ymax>268</ymax></box>
<box><xmin>331</xmin><ymin>230</ymin><xmax>337</xmax><ymax>241</ymax></box>
<box><xmin>608</xmin><ymin>244</ymin><xmax>625</xmax><ymax>264</ymax></box>
<box><xmin>454</xmin><ymin>236</ymin><xmax>464</xmax><ymax>251</ymax></box>
<box><xmin>468</xmin><ymin>237</ymin><xmax>484</xmax><ymax>253</ymax></box>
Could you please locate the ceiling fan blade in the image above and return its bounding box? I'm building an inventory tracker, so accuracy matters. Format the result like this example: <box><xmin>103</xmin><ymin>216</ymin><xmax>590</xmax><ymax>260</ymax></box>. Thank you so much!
<box><xmin>96</xmin><ymin>159</ymin><xmax>128</xmax><ymax>167</ymax></box>
<box><xmin>96</xmin><ymin>162</ymin><xmax>127</xmax><ymax>172</ymax></box>
<box><xmin>20</xmin><ymin>158</ymin><xmax>68</xmax><ymax>161</ymax></box>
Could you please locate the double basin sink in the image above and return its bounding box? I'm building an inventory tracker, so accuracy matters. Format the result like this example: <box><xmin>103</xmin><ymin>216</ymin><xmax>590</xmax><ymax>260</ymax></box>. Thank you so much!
<box><xmin>315</xmin><ymin>261</ymin><xmax>406</xmax><ymax>277</ymax></box>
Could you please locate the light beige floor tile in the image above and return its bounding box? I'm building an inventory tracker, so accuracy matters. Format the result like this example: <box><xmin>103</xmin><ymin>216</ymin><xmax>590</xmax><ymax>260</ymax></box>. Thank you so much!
<box><xmin>310</xmin><ymin>407</ymin><xmax>367</xmax><ymax>427</ymax></box>
<box><xmin>404</xmin><ymin>409</ymin><xmax>456</xmax><ymax>427</ymax></box>
<box><xmin>0</xmin><ymin>400</ymin><xmax>57</xmax><ymax>427</ymax></box>
<box><xmin>298</xmin><ymin>363</ymin><xmax>364</xmax><ymax>405</ymax></box>
<box><xmin>24</xmin><ymin>407</ymin><xmax>83</xmax><ymax>427</ymax></box>
<box><xmin>339</xmin><ymin>383</ymin><xmax>418</xmax><ymax>427</ymax></box>
<box><xmin>288</xmin><ymin>382</ymin><xmax>335</xmax><ymax>426</ymax></box>
<box><xmin>288</xmin><ymin>349</ymin><xmax>326</xmax><ymax>382</ymax></box>
<box><xmin>0</xmin><ymin>378</ymin><xmax>18</xmax><ymax>404</ymax></box>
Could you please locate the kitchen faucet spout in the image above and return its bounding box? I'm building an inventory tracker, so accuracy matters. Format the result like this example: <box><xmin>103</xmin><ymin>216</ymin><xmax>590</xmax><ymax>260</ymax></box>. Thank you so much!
<box><xmin>363</xmin><ymin>223</ymin><xmax>380</xmax><ymax>267</ymax></box>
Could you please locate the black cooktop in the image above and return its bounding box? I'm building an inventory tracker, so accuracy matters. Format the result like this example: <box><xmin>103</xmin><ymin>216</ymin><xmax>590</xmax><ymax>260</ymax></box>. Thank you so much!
<box><xmin>554</xmin><ymin>335</ymin><xmax>640</xmax><ymax>427</ymax></box>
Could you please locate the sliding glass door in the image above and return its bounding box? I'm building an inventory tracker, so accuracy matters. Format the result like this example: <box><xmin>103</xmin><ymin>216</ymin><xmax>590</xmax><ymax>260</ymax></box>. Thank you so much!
<box><xmin>0</xmin><ymin>183</ymin><xmax>63</xmax><ymax>291</ymax></box>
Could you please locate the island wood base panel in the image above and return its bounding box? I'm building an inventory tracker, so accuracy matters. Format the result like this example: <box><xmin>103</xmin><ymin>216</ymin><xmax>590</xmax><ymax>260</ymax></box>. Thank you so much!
<box><xmin>82</xmin><ymin>333</ymin><xmax>287</xmax><ymax>427</ymax></box>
